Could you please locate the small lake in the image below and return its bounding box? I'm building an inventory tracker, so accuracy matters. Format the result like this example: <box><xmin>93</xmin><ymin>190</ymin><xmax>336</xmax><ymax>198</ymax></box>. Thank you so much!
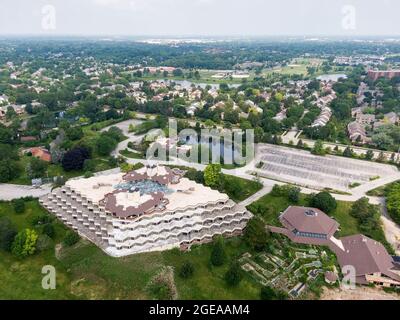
<box><xmin>317</xmin><ymin>74</ymin><xmax>348</xmax><ymax>82</ymax></box>
<box><xmin>182</xmin><ymin>135</ymin><xmax>244</xmax><ymax>163</ymax></box>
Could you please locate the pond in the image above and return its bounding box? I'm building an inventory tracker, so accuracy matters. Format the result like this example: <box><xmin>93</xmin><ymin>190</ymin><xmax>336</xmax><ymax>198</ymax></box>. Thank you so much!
<box><xmin>182</xmin><ymin>135</ymin><xmax>245</xmax><ymax>164</ymax></box>
<box><xmin>317</xmin><ymin>74</ymin><xmax>347</xmax><ymax>82</ymax></box>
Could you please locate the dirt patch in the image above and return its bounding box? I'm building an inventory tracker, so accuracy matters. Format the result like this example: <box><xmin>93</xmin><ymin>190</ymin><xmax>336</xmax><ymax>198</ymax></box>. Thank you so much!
<box><xmin>70</xmin><ymin>274</ymin><xmax>108</xmax><ymax>299</ymax></box>
<box><xmin>381</xmin><ymin>216</ymin><xmax>400</xmax><ymax>255</ymax></box>
<box><xmin>54</xmin><ymin>243</ymin><xmax>63</xmax><ymax>260</ymax></box>
<box><xmin>320</xmin><ymin>286</ymin><xmax>400</xmax><ymax>300</ymax></box>
<box><xmin>146</xmin><ymin>266</ymin><xmax>178</xmax><ymax>300</ymax></box>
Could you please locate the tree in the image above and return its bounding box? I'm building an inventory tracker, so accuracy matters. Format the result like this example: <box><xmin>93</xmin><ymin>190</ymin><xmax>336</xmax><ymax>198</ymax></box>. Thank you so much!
<box><xmin>66</xmin><ymin>126</ymin><xmax>84</xmax><ymax>141</ymax></box>
<box><xmin>173</xmin><ymin>68</ymin><xmax>184</xmax><ymax>77</ymax></box>
<box><xmin>244</xmin><ymin>217</ymin><xmax>269</xmax><ymax>251</ymax></box>
<box><xmin>6</xmin><ymin>106</ymin><xmax>17</xmax><ymax>120</ymax></box>
<box><xmin>204</xmin><ymin>164</ymin><xmax>222</xmax><ymax>188</ymax></box>
<box><xmin>0</xmin><ymin>217</ymin><xmax>17</xmax><ymax>252</ymax></box>
<box><xmin>310</xmin><ymin>191</ymin><xmax>337</xmax><ymax>213</ymax></box>
<box><xmin>63</xmin><ymin>231</ymin><xmax>80</xmax><ymax>246</ymax></box>
<box><xmin>260</xmin><ymin>286</ymin><xmax>288</xmax><ymax>300</ymax></box>
<box><xmin>386</xmin><ymin>183</ymin><xmax>400</xmax><ymax>225</ymax></box>
<box><xmin>297</xmin><ymin>139</ymin><xmax>304</xmax><ymax>148</ymax></box>
<box><xmin>343</xmin><ymin>146</ymin><xmax>354</xmax><ymax>158</ymax></box>
<box><xmin>365</xmin><ymin>150</ymin><xmax>374</xmax><ymax>160</ymax></box>
<box><xmin>11</xmin><ymin>229</ymin><xmax>38</xmax><ymax>258</ymax></box>
<box><xmin>372</xmin><ymin>132</ymin><xmax>394</xmax><ymax>151</ymax></box>
<box><xmin>27</xmin><ymin>157</ymin><xmax>48</xmax><ymax>179</ymax></box>
<box><xmin>97</xmin><ymin>135</ymin><xmax>117</xmax><ymax>156</ymax></box>
<box><xmin>224</xmin><ymin>262</ymin><xmax>242</xmax><ymax>287</ymax></box>
<box><xmin>224</xmin><ymin>110</ymin><xmax>239</xmax><ymax>124</ymax></box>
<box><xmin>61</xmin><ymin>147</ymin><xmax>90</xmax><ymax>171</ymax></box>
<box><xmin>12</xmin><ymin>199</ymin><xmax>25</xmax><ymax>214</ymax></box>
<box><xmin>210</xmin><ymin>236</ymin><xmax>226</xmax><ymax>266</ymax></box>
<box><xmin>349</xmin><ymin>197</ymin><xmax>380</xmax><ymax>236</ymax></box>
<box><xmin>288</xmin><ymin>186</ymin><xmax>301</xmax><ymax>203</ymax></box>
<box><xmin>311</xmin><ymin>140</ymin><xmax>325</xmax><ymax>156</ymax></box>
<box><xmin>42</xmin><ymin>224</ymin><xmax>55</xmax><ymax>239</ymax></box>
<box><xmin>0</xmin><ymin>159</ymin><xmax>20</xmax><ymax>183</ymax></box>
<box><xmin>178</xmin><ymin>261</ymin><xmax>195</xmax><ymax>279</ymax></box>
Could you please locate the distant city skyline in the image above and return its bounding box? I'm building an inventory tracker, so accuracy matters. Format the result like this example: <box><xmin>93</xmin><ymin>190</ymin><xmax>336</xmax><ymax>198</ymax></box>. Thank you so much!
<box><xmin>0</xmin><ymin>0</ymin><xmax>399</xmax><ymax>37</ymax></box>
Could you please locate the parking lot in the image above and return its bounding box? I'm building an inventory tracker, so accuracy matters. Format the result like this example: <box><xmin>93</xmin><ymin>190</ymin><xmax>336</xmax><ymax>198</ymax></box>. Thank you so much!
<box><xmin>255</xmin><ymin>144</ymin><xmax>399</xmax><ymax>191</ymax></box>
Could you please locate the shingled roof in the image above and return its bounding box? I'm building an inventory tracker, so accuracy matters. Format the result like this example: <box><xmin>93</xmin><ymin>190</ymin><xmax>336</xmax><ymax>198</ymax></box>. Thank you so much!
<box><xmin>280</xmin><ymin>206</ymin><xmax>339</xmax><ymax>236</ymax></box>
<box><xmin>335</xmin><ymin>234</ymin><xmax>400</xmax><ymax>282</ymax></box>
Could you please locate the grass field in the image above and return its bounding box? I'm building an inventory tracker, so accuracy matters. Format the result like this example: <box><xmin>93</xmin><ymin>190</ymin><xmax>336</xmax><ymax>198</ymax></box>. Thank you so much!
<box><xmin>119</xmin><ymin>149</ymin><xmax>145</xmax><ymax>159</ymax></box>
<box><xmin>366</xmin><ymin>180</ymin><xmax>400</xmax><ymax>197</ymax></box>
<box><xmin>0</xmin><ymin>175</ymin><xmax>262</xmax><ymax>300</ymax></box>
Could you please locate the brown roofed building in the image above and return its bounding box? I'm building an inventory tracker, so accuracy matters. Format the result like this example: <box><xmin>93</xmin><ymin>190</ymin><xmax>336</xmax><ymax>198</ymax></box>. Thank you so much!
<box><xmin>269</xmin><ymin>206</ymin><xmax>340</xmax><ymax>246</ymax></box>
<box><xmin>29</xmin><ymin>147</ymin><xmax>52</xmax><ymax>162</ymax></box>
<box><xmin>368</xmin><ymin>70</ymin><xmax>400</xmax><ymax>81</ymax></box>
<box><xmin>268</xmin><ymin>206</ymin><xmax>400</xmax><ymax>288</ymax></box>
<box><xmin>40</xmin><ymin>165</ymin><xmax>251</xmax><ymax>257</ymax></box>
<box><xmin>336</xmin><ymin>234</ymin><xmax>400</xmax><ymax>287</ymax></box>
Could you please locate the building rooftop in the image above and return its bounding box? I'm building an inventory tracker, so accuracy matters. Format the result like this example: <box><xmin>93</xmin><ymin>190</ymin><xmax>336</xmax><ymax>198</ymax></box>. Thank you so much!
<box><xmin>66</xmin><ymin>165</ymin><xmax>229</xmax><ymax>219</ymax></box>
<box><xmin>280</xmin><ymin>206</ymin><xmax>340</xmax><ymax>236</ymax></box>
<box><xmin>336</xmin><ymin>234</ymin><xmax>400</xmax><ymax>282</ymax></box>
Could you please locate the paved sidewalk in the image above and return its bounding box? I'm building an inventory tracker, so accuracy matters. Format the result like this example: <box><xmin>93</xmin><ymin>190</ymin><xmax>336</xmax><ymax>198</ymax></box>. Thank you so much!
<box><xmin>0</xmin><ymin>183</ymin><xmax>52</xmax><ymax>201</ymax></box>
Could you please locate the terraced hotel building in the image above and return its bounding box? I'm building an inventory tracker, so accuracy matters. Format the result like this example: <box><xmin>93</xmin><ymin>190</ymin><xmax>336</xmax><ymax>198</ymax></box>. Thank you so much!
<box><xmin>39</xmin><ymin>166</ymin><xmax>251</xmax><ymax>257</ymax></box>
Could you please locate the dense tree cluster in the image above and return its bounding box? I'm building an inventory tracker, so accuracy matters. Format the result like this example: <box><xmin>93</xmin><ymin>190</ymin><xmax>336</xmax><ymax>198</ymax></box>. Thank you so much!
<box><xmin>386</xmin><ymin>182</ymin><xmax>400</xmax><ymax>225</ymax></box>
<box><xmin>309</xmin><ymin>191</ymin><xmax>337</xmax><ymax>213</ymax></box>
<box><xmin>61</xmin><ymin>146</ymin><xmax>91</xmax><ymax>171</ymax></box>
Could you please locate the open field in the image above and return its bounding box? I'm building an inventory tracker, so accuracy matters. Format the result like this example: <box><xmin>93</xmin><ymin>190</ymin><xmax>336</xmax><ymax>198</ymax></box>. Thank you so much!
<box><xmin>0</xmin><ymin>206</ymin><xmax>260</xmax><ymax>300</ymax></box>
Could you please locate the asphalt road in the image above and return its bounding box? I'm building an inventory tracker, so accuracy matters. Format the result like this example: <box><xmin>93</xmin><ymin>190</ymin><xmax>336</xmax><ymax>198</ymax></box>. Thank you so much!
<box><xmin>0</xmin><ymin>183</ymin><xmax>52</xmax><ymax>201</ymax></box>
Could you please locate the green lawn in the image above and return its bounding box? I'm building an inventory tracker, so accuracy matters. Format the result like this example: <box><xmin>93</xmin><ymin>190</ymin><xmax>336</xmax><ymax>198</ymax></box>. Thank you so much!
<box><xmin>222</xmin><ymin>175</ymin><xmax>263</xmax><ymax>202</ymax></box>
<box><xmin>119</xmin><ymin>149</ymin><xmax>144</xmax><ymax>159</ymax></box>
<box><xmin>0</xmin><ymin>199</ymin><xmax>261</xmax><ymax>300</ymax></box>
<box><xmin>366</xmin><ymin>180</ymin><xmax>400</xmax><ymax>197</ymax></box>
<box><xmin>329</xmin><ymin>201</ymin><xmax>359</xmax><ymax>237</ymax></box>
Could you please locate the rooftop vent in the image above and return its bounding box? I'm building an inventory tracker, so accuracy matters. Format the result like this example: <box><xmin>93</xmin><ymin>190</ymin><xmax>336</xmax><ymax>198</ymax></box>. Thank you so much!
<box><xmin>305</xmin><ymin>209</ymin><xmax>317</xmax><ymax>217</ymax></box>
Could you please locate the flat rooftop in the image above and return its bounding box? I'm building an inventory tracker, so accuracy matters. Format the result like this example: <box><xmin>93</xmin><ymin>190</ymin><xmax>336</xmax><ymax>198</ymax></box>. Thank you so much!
<box><xmin>66</xmin><ymin>167</ymin><xmax>228</xmax><ymax>218</ymax></box>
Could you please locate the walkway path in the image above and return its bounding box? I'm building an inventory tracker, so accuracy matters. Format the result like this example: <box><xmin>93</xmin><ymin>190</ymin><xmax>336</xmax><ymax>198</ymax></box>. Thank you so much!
<box><xmin>0</xmin><ymin>183</ymin><xmax>52</xmax><ymax>201</ymax></box>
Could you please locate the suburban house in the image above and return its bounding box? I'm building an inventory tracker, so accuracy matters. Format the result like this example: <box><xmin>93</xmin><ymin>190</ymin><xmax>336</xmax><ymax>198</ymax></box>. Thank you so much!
<box><xmin>347</xmin><ymin>121</ymin><xmax>370</xmax><ymax>143</ymax></box>
<box><xmin>25</xmin><ymin>147</ymin><xmax>52</xmax><ymax>162</ymax></box>
<box><xmin>312</xmin><ymin>107</ymin><xmax>332</xmax><ymax>127</ymax></box>
<box><xmin>268</xmin><ymin>206</ymin><xmax>400</xmax><ymax>288</ymax></box>
<box><xmin>356</xmin><ymin>113</ymin><xmax>375</xmax><ymax>125</ymax></box>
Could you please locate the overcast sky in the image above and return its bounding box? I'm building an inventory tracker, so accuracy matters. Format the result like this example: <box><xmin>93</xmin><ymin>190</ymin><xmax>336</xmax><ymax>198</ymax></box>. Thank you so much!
<box><xmin>0</xmin><ymin>0</ymin><xmax>399</xmax><ymax>37</ymax></box>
